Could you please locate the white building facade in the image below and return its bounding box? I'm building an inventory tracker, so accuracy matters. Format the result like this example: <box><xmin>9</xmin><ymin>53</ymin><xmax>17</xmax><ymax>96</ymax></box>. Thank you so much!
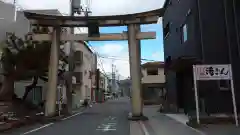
<box><xmin>65</xmin><ymin>41</ymin><xmax>97</xmax><ymax>108</ymax></box>
<box><xmin>141</xmin><ymin>62</ymin><xmax>166</xmax><ymax>105</ymax></box>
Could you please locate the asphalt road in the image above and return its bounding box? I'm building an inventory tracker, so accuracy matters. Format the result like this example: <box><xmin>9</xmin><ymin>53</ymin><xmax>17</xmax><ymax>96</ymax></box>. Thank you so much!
<box><xmin>3</xmin><ymin>97</ymin><xmax>130</xmax><ymax>135</ymax></box>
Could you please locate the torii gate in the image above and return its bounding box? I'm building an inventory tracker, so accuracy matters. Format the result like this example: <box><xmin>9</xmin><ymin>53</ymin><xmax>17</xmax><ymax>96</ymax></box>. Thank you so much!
<box><xmin>23</xmin><ymin>8</ymin><xmax>164</xmax><ymax>120</ymax></box>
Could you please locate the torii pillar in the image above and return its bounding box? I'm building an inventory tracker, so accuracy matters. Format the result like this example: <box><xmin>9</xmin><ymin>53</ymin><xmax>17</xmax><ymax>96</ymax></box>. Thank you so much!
<box><xmin>127</xmin><ymin>24</ymin><xmax>148</xmax><ymax>121</ymax></box>
<box><xmin>45</xmin><ymin>27</ymin><xmax>60</xmax><ymax>117</ymax></box>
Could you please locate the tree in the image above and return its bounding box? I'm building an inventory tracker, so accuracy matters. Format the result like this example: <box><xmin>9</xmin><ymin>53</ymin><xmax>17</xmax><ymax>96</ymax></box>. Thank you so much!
<box><xmin>0</xmin><ymin>26</ymin><xmax>68</xmax><ymax>101</ymax></box>
<box><xmin>0</xmin><ymin>32</ymin><xmax>50</xmax><ymax>101</ymax></box>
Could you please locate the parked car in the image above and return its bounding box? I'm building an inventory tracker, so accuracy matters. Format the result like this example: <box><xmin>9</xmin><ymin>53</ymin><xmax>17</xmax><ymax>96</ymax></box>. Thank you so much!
<box><xmin>105</xmin><ymin>95</ymin><xmax>113</xmax><ymax>100</ymax></box>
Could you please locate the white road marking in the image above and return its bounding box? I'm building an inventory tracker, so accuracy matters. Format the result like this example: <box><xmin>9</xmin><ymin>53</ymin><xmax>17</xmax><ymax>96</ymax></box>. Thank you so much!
<box><xmin>110</xmin><ymin>117</ymin><xmax>116</xmax><ymax>120</ymax></box>
<box><xmin>139</xmin><ymin>121</ymin><xmax>149</xmax><ymax>135</ymax></box>
<box><xmin>96</xmin><ymin>128</ymin><xmax>116</xmax><ymax>131</ymax></box>
<box><xmin>61</xmin><ymin>111</ymin><xmax>83</xmax><ymax>120</ymax></box>
<box><xmin>103</xmin><ymin>125</ymin><xmax>110</xmax><ymax>131</ymax></box>
<box><xmin>21</xmin><ymin>123</ymin><xmax>54</xmax><ymax>135</ymax></box>
<box><xmin>96</xmin><ymin>116</ymin><xmax>117</xmax><ymax>132</ymax></box>
<box><xmin>107</xmin><ymin>123</ymin><xmax>117</xmax><ymax>125</ymax></box>
<box><xmin>96</xmin><ymin>124</ymin><xmax>116</xmax><ymax>132</ymax></box>
<box><xmin>21</xmin><ymin>111</ymin><xmax>84</xmax><ymax>135</ymax></box>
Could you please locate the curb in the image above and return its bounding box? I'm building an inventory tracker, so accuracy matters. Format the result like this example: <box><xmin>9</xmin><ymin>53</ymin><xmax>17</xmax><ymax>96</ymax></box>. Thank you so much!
<box><xmin>186</xmin><ymin>121</ymin><xmax>202</xmax><ymax>128</ymax></box>
<box><xmin>0</xmin><ymin>110</ymin><xmax>83</xmax><ymax>133</ymax></box>
<box><xmin>139</xmin><ymin>121</ymin><xmax>149</xmax><ymax>135</ymax></box>
<box><xmin>0</xmin><ymin>119</ymin><xmax>28</xmax><ymax>132</ymax></box>
<box><xmin>0</xmin><ymin>106</ymin><xmax>89</xmax><ymax>133</ymax></box>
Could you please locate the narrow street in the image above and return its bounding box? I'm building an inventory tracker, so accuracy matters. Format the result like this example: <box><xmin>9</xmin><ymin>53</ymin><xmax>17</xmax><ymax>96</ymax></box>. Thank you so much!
<box><xmin>3</xmin><ymin>97</ymin><xmax>130</xmax><ymax>135</ymax></box>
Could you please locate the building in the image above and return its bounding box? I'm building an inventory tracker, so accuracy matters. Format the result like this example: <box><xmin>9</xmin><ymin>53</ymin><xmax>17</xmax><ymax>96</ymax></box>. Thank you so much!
<box><xmin>70</xmin><ymin>41</ymin><xmax>96</xmax><ymax>108</ymax></box>
<box><xmin>0</xmin><ymin>1</ymin><xmax>15</xmax><ymax>22</ymax></box>
<box><xmin>96</xmin><ymin>71</ymin><xmax>109</xmax><ymax>102</ymax></box>
<box><xmin>107</xmin><ymin>72</ymin><xmax>120</xmax><ymax>94</ymax></box>
<box><xmin>100</xmin><ymin>72</ymin><xmax>110</xmax><ymax>93</ymax></box>
<box><xmin>163</xmin><ymin>0</ymin><xmax>240</xmax><ymax>115</ymax></box>
<box><xmin>119</xmin><ymin>79</ymin><xmax>131</xmax><ymax>97</ymax></box>
<box><xmin>141</xmin><ymin>62</ymin><xmax>166</xmax><ymax>105</ymax></box>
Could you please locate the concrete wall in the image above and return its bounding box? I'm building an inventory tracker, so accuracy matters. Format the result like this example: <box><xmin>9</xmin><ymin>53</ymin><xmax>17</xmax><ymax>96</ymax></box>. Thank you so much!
<box><xmin>14</xmin><ymin>11</ymin><xmax>30</xmax><ymax>38</ymax></box>
<box><xmin>14</xmin><ymin>79</ymin><xmax>47</xmax><ymax>103</ymax></box>
<box><xmin>0</xmin><ymin>1</ymin><xmax>15</xmax><ymax>44</ymax></box>
<box><xmin>14</xmin><ymin>79</ymin><xmax>67</xmax><ymax>105</ymax></box>
<box><xmin>142</xmin><ymin>68</ymin><xmax>165</xmax><ymax>84</ymax></box>
<box><xmin>0</xmin><ymin>1</ymin><xmax>15</xmax><ymax>22</ymax></box>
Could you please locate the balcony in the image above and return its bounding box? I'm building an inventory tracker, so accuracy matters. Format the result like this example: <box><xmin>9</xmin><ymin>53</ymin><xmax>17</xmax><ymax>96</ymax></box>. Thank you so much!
<box><xmin>142</xmin><ymin>75</ymin><xmax>165</xmax><ymax>84</ymax></box>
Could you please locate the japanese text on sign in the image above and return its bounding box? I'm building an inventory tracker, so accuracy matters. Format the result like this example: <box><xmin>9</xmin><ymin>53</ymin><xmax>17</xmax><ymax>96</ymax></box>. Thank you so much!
<box><xmin>193</xmin><ymin>64</ymin><xmax>231</xmax><ymax>80</ymax></box>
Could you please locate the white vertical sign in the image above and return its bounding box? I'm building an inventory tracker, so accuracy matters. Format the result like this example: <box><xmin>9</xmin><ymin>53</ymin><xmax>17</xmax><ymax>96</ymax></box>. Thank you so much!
<box><xmin>193</xmin><ymin>64</ymin><xmax>238</xmax><ymax>126</ymax></box>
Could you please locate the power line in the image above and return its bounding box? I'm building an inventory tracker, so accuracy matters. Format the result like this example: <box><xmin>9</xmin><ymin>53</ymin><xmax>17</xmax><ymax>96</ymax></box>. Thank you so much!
<box><xmin>86</xmin><ymin>42</ymin><xmax>109</xmax><ymax>78</ymax></box>
<box><xmin>98</xmin><ymin>55</ymin><xmax>157</xmax><ymax>62</ymax></box>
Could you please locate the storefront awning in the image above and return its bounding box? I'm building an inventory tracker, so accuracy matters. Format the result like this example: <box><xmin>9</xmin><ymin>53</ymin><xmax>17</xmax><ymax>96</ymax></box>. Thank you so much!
<box><xmin>165</xmin><ymin>56</ymin><xmax>202</xmax><ymax>72</ymax></box>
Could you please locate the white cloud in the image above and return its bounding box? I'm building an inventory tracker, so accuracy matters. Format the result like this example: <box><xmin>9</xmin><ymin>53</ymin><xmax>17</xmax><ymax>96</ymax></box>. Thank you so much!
<box><xmin>151</xmin><ymin>52</ymin><xmax>162</xmax><ymax>60</ymax></box>
<box><xmin>93</xmin><ymin>43</ymin><xmax>130</xmax><ymax>78</ymax></box>
<box><xmin>90</xmin><ymin>0</ymin><xmax>165</xmax><ymax>16</ymax></box>
<box><xmin>13</xmin><ymin>0</ymin><xmax>165</xmax><ymax>15</ymax></box>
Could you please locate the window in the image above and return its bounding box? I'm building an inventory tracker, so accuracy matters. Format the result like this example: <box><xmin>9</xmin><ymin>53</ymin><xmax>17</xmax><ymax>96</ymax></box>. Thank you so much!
<box><xmin>74</xmin><ymin>51</ymin><xmax>83</xmax><ymax>62</ymax></box>
<box><xmin>168</xmin><ymin>0</ymin><xmax>172</xmax><ymax>5</ymax></box>
<box><xmin>181</xmin><ymin>23</ymin><xmax>188</xmax><ymax>43</ymax></box>
<box><xmin>147</xmin><ymin>68</ymin><xmax>158</xmax><ymax>75</ymax></box>
<box><xmin>164</xmin><ymin>22</ymin><xmax>170</xmax><ymax>38</ymax></box>
<box><xmin>73</xmin><ymin>72</ymin><xmax>82</xmax><ymax>83</ymax></box>
<box><xmin>219</xmin><ymin>80</ymin><xmax>230</xmax><ymax>91</ymax></box>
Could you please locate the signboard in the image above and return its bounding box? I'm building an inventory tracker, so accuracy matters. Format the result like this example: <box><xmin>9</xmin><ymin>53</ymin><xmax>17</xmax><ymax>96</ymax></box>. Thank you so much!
<box><xmin>192</xmin><ymin>64</ymin><xmax>238</xmax><ymax>126</ymax></box>
<box><xmin>193</xmin><ymin>64</ymin><xmax>231</xmax><ymax>80</ymax></box>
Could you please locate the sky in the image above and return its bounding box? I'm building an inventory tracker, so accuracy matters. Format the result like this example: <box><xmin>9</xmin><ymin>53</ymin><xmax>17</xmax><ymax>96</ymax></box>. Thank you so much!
<box><xmin>90</xmin><ymin>25</ymin><xmax>163</xmax><ymax>79</ymax></box>
<box><xmin>3</xmin><ymin>0</ymin><xmax>165</xmax><ymax>79</ymax></box>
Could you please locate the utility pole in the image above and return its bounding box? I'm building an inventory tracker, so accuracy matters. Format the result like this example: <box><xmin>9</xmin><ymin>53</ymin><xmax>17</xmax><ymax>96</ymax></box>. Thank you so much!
<box><xmin>111</xmin><ymin>62</ymin><xmax>116</xmax><ymax>93</ymax></box>
<box><xmin>67</xmin><ymin>0</ymin><xmax>92</xmax><ymax>108</ymax></box>
<box><xmin>13</xmin><ymin>0</ymin><xmax>17</xmax><ymax>21</ymax></box>
<box><xmin>65</xmin><ymin>0</ymin><xmax>77</xmax><ymax>114</ymax></box>
<box><xmin>96</xmin><ymin>68</ymin><xmax>100</xmax><ymax>102</ymax></box>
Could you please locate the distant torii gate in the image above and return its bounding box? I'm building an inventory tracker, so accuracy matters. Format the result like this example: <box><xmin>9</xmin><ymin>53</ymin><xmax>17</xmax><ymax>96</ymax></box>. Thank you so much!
<box><xmin>23</xmin><ymin>8</ymin><xmax>164</xmax><ymax>120</ymax></box>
